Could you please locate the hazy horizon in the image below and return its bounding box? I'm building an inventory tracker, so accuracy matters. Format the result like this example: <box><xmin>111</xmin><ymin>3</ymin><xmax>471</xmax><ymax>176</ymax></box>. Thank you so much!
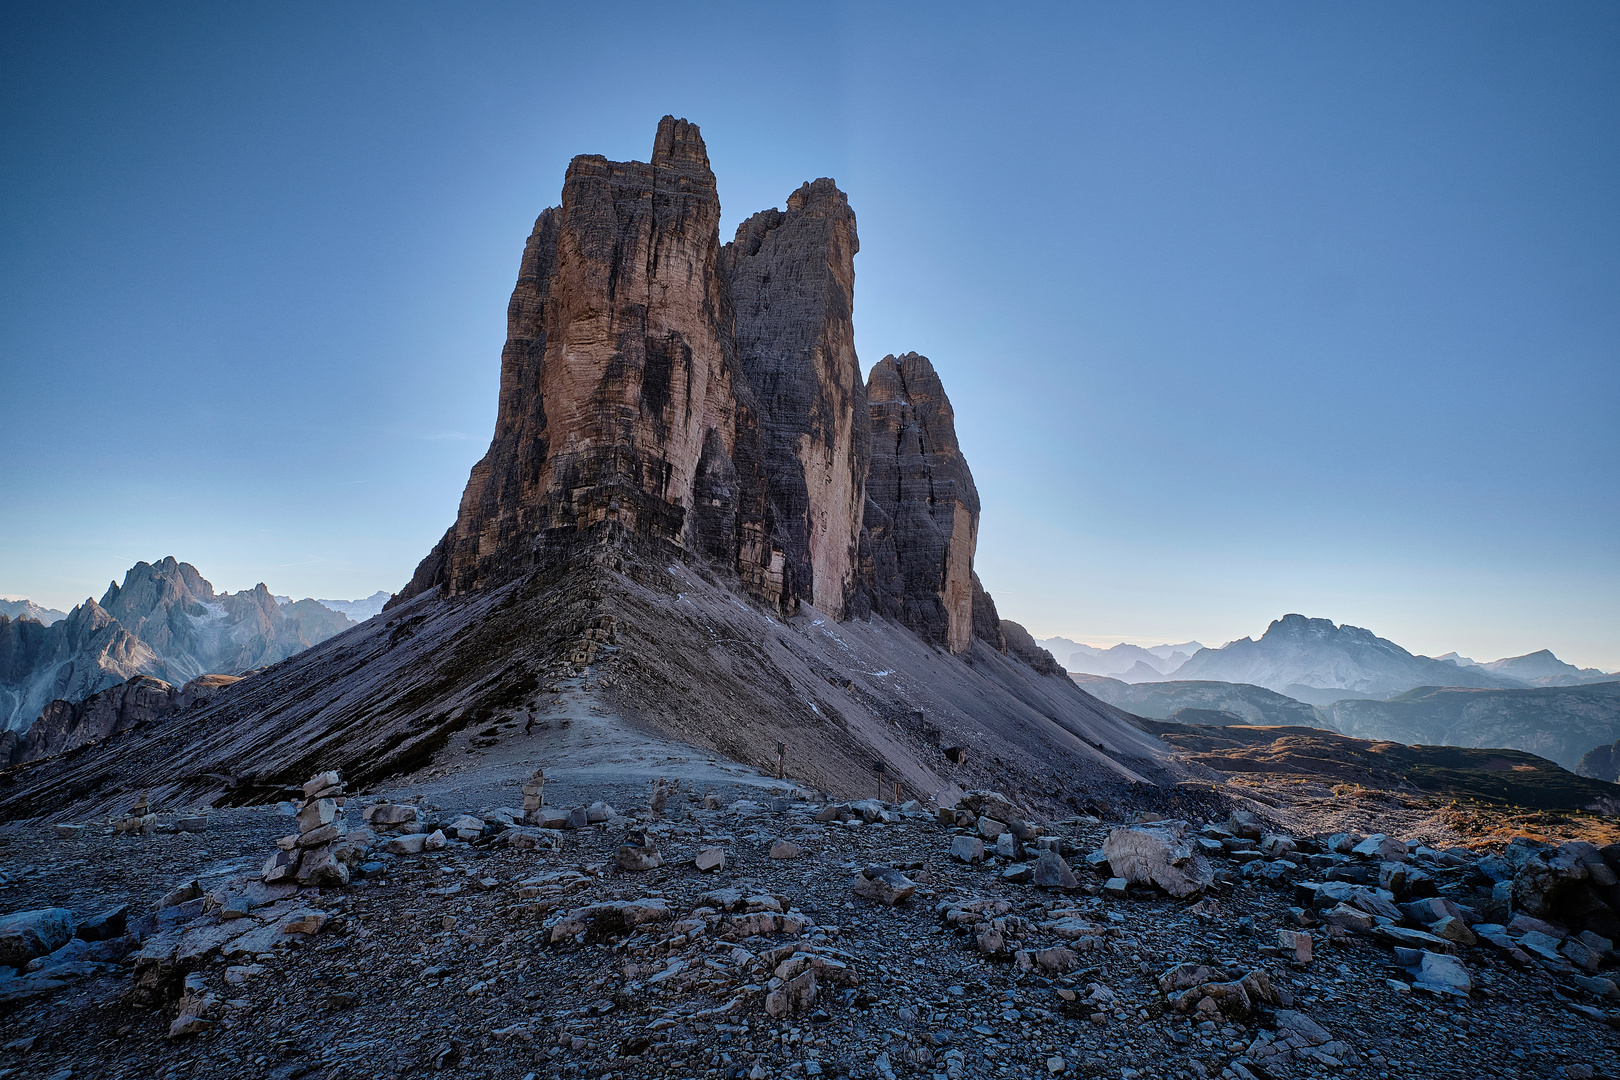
<box><xmin>3</xmin><ymin>4</ymin><xmax>1616</xmax><ymax>671</ymax></box>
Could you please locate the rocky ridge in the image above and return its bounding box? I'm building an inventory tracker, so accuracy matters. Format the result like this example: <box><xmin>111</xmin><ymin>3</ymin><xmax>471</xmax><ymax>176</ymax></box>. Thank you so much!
<box><xmin>0</xmin><ymin>672</ymin><xmax>240</xmax><ymax>767</ymax></box>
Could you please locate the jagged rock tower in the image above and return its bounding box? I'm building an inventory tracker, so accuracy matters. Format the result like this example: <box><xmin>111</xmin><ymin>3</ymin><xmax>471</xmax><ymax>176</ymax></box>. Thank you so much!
<box><xmin>396</xmin><ymin>117</ymin><xmax>872</xmax><ymax>619</ymax></box>
<box><xmin>398</xmin><ymin>117</ymin><xmax>1020</xmax><ymax>642</ymax></box>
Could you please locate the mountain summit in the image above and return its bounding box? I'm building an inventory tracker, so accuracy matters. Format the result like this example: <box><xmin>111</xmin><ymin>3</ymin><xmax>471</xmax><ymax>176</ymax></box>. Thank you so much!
<box><xmin>1167</xmin><ymin>614</ymin><xmax>1518</xmax><ymax>703</ymax></box>
<box><xmin>0</xmin><ymin>557</ymin><xmax>351</xmax><ymax>733</ymax></box>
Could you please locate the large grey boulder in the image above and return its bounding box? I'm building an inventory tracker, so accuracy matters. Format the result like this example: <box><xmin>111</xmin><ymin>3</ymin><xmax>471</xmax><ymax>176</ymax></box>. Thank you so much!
<box><xmin>1032</xmin><ymin>851</ymin><xmax>1078</xmax><ymax>889</ymax></box>
<box><xmin>1103</xmin><ymin>823</ymin><xmax>1212</xmax><ymax>898</ymax></box>
<box><xmin>851</xmin><ymin>866</ymin><xmax>916</xmax><ymax>906</ymax></box>
<box><xmin>0</xmin><ymin>908</ymin><xmax>75</xmax><ymax>969</ymax></box>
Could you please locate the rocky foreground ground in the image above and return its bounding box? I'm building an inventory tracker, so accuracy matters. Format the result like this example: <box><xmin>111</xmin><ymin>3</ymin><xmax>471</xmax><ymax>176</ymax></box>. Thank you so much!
<box><xmin>2</xmin><ymin>771</ymin><xmax>1619</xmax><ymax>1080</ymax></box>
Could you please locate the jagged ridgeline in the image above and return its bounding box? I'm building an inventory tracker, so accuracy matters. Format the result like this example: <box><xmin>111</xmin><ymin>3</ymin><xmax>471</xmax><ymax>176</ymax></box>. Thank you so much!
<box><xmin>0</xmin><ymin>118</ymin><xmax>1175</xmax><ymax>819</ymax></box>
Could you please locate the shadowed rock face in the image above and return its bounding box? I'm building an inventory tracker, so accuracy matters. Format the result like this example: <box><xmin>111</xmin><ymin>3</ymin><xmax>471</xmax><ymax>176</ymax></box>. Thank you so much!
<box><xmin>405</xmin><ymin>117</ymin><xmax>750</xmax><ymax>600</ymax></box>
<box><xmin>725</xmin><ymin>179</ymin><xmax>868</xmax><ymax>619</ymax></box>
<box><xmin>860</xmin><ymin>353</ymin><xmax>981</xmax><ymax>653</ymax></box>
<box><xmin>0</xmin><ymin>671</ymin><xmax>242</xmax><ymax>767</ymax></box>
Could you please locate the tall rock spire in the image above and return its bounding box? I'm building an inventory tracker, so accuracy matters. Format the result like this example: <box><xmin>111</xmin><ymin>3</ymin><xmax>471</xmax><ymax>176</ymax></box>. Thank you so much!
<box><xmin>859</xmin><ymin>352</ymin><xmax>980</xmax><ymax>653</ymax></box>
<box><xmin>725</xmin><ymin>178</ymin><xmax>868</xmax><ymax>619</ymax></box>
<box><xmin>395</xmin><ymin>118</ymin><xmax>868</xmax><ymax>617</ymax></box>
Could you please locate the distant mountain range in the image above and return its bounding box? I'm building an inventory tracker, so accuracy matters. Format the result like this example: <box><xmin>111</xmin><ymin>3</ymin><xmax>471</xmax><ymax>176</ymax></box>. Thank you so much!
<box><xmin>1047</xmin><ymin>614</ymin><xmax>1616</xmax><ymax>702</ymax></box>
<box><xmin>0</xmin><ymin>598</ymin><xmax>67</xmax><ymax>625</ymax></box>
<box><xmin>1165</xmin><ymin>615</ymin><xmax>1521</xmax><ymax>700</ymax></box>
<box><xmin>1071</xmin><ymin>675</ymin><xmax>1322</xmax><ymax>727</ymax></box>
<box><xmin>0</xmin><ymin>558</ymin><xmax>375</xmax><ymax>732</ymax></box>
<box><xmin>313</xmin><ymin>590</ymin><xmax>391</xmax><ymax>624</ymax></box>
<box><xmin>1054</xmin><ymin>614</ymin><xmax>1620</xmax><ymax>776</ymax></box>
<box><xmin>1034</xmin><ymin>637</ymin><xmax>1204</xmax><ymax>680</ymax></box>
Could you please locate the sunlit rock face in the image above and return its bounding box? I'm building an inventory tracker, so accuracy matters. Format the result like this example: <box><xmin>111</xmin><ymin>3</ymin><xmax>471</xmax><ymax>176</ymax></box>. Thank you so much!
<box><xmin>397</xmin><ymin>118</ymin><xmax>870</xmax><ymax>618</ymax></box>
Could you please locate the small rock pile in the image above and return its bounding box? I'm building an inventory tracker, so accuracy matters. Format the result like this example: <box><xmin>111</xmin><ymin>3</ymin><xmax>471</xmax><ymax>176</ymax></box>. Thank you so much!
<box><xmin>261</xmin><ymin>770</ymin><xmax>359</xmax><ymax>887</ymax></box>
<box><xmin>520</xmin><ymin>768</ymin><xmax>546</xmax><ymax>824</ymax></box>
<box><xmin>113</xmin><ymin>791</ymin><xmax>156</xmax><ymax>835</ymax></box>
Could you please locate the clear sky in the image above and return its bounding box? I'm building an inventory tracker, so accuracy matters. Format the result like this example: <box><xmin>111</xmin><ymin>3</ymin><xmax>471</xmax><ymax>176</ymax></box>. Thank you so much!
<box><xmin>3</xmin><ymin>3</ymin><xmax>1617</xmax><ymax>670</ymax></box>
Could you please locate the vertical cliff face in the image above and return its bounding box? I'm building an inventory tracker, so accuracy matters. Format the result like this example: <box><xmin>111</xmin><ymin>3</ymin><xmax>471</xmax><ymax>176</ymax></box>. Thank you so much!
<box><xmin>420</xmin><ymin>117</ymin><xmax>747</xmax><ymax>599</ymax></box>
<box><xmin>396</xmin><ymin>118</ymin><xmax>869</xmax><ymax>618</ymax></box>
<box><xmin>859</xmin><ymin>353</ymin><xmax>981</xmax><ymax>653</ymax></box>
<box><xmin>724</xmin><ymin>180</ymin><xmax>868</xmax><ymax>619</ymax></box>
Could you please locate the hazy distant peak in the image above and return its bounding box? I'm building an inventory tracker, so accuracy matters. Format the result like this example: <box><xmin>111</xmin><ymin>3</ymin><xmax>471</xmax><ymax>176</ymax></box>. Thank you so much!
<box><xmin>1260</xmin><ymin>614</ymin><xmax>1412</xmax><ymax>658</ymax></box>
<box><xmin>0</xmin><ymin>598</ymin><xmax>68</xmax><ymax>626</ymax></box>
<box><xmin>1480</xmin><ymin>648</ymin><xmax>1610</xmax><ymax>683</ymax></box>
<box><xmin>1171</xmin><ymin>613</ymin><xmax>1523</xmax><ymax>699</ymax></box>
<box><xmin>313</xmin><ymin>590</ymin><xmax>391</xmax><ymax>624</ymax></box>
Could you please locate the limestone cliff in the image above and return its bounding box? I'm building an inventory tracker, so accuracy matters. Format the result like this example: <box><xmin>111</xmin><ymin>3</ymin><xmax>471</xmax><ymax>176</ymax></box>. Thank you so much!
<box><xmin>859</xmin><ymin>353</ymin><xmax>980</xmax><ymax>653</ymax></box>
<box><xmin>406</xmin><ymin>118</ymin><xmax>749</xmax><ymax>600</ymax></box>
<box><xmin>724</xmin><ymin>179</ymin><xmax>868</xmax><ymax>618</ymax></box>
<box><xmin>395</xmin><ymin>118</ymin><xmax>870</xmax><ymax>618</ymax></box>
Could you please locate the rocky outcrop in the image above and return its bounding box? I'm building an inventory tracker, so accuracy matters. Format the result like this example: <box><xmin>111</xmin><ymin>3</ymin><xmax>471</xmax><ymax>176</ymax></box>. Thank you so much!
<box><xmin>725</xmin><ymin>180</ymin><xmax>868</xmax><ymax>618</ymax></box>
<box><xmin>400</xmin><ymin>117</ymin><xmax>757</xmax><ymax>602</ymax></box>
<box><xmin>0</xmin><ymin>671</ymin><xmax>242</xmax><ymax>767</ymax></box>
<box><xmin>999</xmin><ymin>620</ymin><xmax>1065</xmax><ymax>677</ymax></box>
<box><xmin>859</xmin><ymin>353</ymin><xmax>980</xmax><ymax>653</ymax></box>
<box><xmin>385</xmin><ymin>118</ymin><xmax>1061</xmax><ymax>680</ymax></box>
<box><xmin>1578</xmin><ymin>740</ymin><xmax>1620</xmax><ymax>783</ymax></box>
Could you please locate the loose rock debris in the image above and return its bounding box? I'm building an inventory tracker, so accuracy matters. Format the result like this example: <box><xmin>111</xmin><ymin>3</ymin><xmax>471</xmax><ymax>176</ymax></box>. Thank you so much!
<box><xmin>2</xmin><ymin>781</ymin><xmax>1619</xmax><ymax>1080</ymax></box>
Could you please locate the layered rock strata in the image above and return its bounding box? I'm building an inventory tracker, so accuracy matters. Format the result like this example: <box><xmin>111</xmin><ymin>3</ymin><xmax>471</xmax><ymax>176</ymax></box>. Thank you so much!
<box><xmin>399</xmin><ymin>117</ymin><xmax>767</xmax><ymax>605</ymax></box>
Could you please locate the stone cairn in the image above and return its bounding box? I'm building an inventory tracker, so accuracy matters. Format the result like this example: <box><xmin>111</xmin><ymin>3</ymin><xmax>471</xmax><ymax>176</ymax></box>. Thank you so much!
<box><xmin>262</xmin><ymin>770</ymin><xmax>350</xmax><ymax>887</ymax></box>
<box><xmin>521</xmin><ymin>768</ymin><xmax>546</xmax><ymax>825</ymax></box>
<box><xmin>114</xmin><ymin>791</ymin><xmax>157</xmax><ymax>835</ymax></box>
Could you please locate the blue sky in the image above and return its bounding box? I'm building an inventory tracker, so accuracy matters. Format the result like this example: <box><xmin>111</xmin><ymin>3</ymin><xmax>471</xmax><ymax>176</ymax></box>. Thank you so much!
<box><xmin>2</xmin><ymin>3</ymin><xmax>1617</xmax><ymax>669</ymax></box>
